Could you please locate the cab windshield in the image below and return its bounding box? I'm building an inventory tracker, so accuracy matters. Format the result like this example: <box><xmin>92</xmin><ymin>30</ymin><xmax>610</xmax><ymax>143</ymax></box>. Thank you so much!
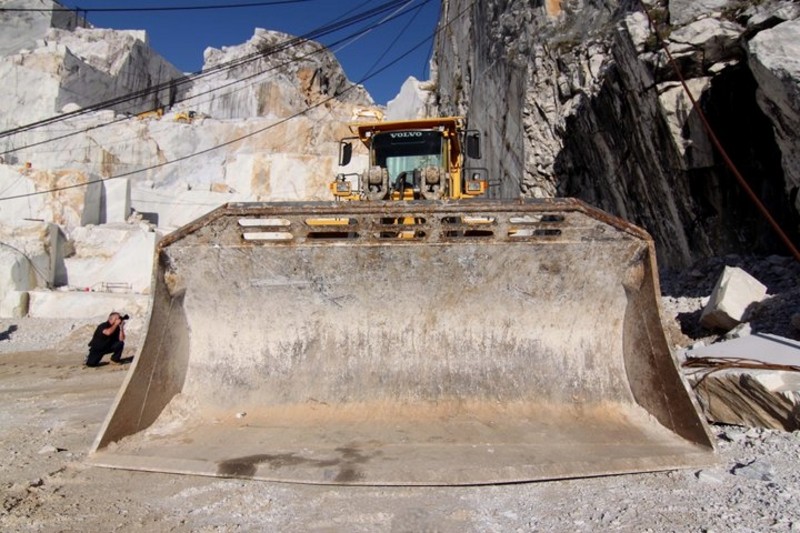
<box><xmin>371</xmin><ymin>130</ymin><xmax>444</xmax><ymax>185</ymax></box>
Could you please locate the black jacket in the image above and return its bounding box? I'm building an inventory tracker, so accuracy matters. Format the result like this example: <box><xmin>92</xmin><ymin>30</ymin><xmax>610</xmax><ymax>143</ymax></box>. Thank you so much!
<box><xmin>88</xmin><ymin>321</ymin><xmax>119</xmax><ymax>351</ymax></box>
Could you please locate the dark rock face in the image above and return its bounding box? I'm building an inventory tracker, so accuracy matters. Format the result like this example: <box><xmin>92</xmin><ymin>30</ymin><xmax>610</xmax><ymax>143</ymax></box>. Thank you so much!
<box><xmin>693</xmin><ymin>64</ymin><xmax>792</xmax><ymax>254</ymax></box>
<box><xmin>434</xmin><ymin>0</ymin><xmax>800</xmax><ymax>268</ymax></box>
<box><xmin>556</xmin><ymin>29</ymin><xmax>709</xmax><ymax>267</ymax></box>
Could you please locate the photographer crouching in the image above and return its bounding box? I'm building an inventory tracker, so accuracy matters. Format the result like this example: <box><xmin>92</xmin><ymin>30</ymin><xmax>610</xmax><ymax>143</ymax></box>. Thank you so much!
<box><xmin>85</xmin><ymin>311</ymin><xmax>129</xmax><ymax>367</ymax></box>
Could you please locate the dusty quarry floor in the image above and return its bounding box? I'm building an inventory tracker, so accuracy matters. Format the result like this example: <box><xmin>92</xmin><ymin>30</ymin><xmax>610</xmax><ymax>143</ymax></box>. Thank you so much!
<box><xmin>1</xmin><ymin>312</ymin><xmax>799</xmax><ymax>532</ymax></box>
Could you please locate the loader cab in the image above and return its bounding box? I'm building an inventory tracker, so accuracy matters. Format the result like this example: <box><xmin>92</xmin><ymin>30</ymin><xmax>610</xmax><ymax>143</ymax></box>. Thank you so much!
<box><xmin>371</xmin><ymin>130</ymin><xmax>445</xmax><ymax>199</ymax></box>
<box><xmin>331</xmin><ymin>117</ymin><xmax>488</xmax><ymax>201</ymax></box>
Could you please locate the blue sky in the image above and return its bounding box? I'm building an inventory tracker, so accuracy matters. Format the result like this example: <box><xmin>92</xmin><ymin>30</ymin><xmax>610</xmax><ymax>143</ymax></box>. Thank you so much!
<box><xmin>57</xmin><ymin>0</ymin><xmax>441</xmax><ymax>104</ymax></box>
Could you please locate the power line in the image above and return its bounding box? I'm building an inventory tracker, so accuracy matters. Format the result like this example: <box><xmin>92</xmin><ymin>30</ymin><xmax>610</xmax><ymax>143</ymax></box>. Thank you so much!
<box><xmin>2</xmin><ymin>1</ymin><xmax>426</xmax><ymax>157</ymax></box>
<box><xmin>0</xmin><ymin>242</ymin><xmax>53</xmax><ymax>289</ymax></box>
<box><xmin>0</xmin><ymin>0</ymin><xmax>412</xmax><ymax>138</ymax></box>
<box><xmin>0</xmin><ymin>0</ymin><xmax>470</xmax><ymax>204</ymax></box>
<box><xmin>359</xmin><ymin>1</ymin><xmax>424</xmax><ymax>80</ymax></box>
<box><xmin>0</xmin><ymin>0</ymin><xmax>416</xmax><ymax>140</ymax></box>
<box><xmin>421</xmin><ymin>5</ymin><xmax>438</xmax><ymax>80</ymax></box>
<box><xmin>2</xmin><ymin>1</ymin><xmax>318</xmax><ymax>13</ymax></box>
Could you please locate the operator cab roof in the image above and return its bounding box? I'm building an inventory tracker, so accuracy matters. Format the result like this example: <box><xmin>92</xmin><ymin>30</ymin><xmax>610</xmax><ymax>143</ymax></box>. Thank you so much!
<box><xmin>350</xmin><ymin>117</ymin><xmax>466</xmax><ymax>166</ymax></box>
<box><xmin>350</xmin><ymin>117</ymin><xmax>464</xmax><ymax>143</ymax></box>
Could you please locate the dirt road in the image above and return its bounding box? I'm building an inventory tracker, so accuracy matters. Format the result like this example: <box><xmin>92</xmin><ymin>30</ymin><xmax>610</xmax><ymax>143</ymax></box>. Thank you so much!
<box><xmin>1</xmin><ymin>333</ymin><xmax>798</xmax><ymax>532</ymax></box>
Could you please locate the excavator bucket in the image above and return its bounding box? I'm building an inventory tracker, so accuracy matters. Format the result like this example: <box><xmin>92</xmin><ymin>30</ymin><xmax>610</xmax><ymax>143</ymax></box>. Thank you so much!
<box><xmin>89</xmin><ymin>199</ymin><xmax>715</xmax><ymax>485</ymax></box>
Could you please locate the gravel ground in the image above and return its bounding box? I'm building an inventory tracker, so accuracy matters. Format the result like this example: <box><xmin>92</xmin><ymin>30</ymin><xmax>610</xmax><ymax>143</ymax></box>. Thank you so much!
<box><xmin>1</xmin><ymin>256</ymin><xmax>799</xmax><ymax>531</ymax></box>
<box><xmin>660</xmin><ymin>254</ymin><xmax>800</xmax><ymax>343</ymax></box>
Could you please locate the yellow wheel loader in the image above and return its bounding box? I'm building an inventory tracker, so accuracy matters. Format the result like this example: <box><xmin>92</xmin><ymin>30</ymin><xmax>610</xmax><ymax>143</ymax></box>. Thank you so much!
<box><xmin>330</xmin><ymin>117</ymin><xmax>488</xmax><ymax>202</ymax></box>
<box><xmin>88</xmin><ymin>117</ymin><xmax>715</xmax><ymax>485</ymax></box>
<box><xmin>174</xmin><ymin>110</ymin><xmax>197</xmax><ymax>123</ymax></box>
<box><xmin>135</xmin><ymin>107</ymin><xmax>164</xmax><ymax>121</ymax></box>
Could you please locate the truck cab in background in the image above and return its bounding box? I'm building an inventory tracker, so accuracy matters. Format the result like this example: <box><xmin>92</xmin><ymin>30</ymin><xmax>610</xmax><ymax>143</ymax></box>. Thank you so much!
<box><xmin>331</xmin><ymin>117</ymin><xmax>488</xmax><ymax>201</ymax></box>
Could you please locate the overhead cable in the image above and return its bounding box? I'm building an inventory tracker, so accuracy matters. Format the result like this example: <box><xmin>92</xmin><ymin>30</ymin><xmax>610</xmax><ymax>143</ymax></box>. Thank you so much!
<box><xmin>0</xmin><ymin>0</ymin><xmax>417</xmax><ymax>139</ymax></box>
<box><xmin>639</xmin><ymin>1</ymin><xmax>800</xmax><ymax>263</ymax></box>
<box><xmin>2</xmin><ymin>0</ymin><xmax>318</xmax><ymax>13</ymax></box>
<box><xmin>0</xmin><ymin>0</ymin><xmax>470</xmax><ymax>204</ymax></box>
<box><xmin>0</xmin><ymin>242</ymin><xmax>53</xmax><ymax>289</ymax></box>
<box><xmin>1</xmin><ymin>0</ymin><xmax>428</xmax><ymax>157</ymax></box>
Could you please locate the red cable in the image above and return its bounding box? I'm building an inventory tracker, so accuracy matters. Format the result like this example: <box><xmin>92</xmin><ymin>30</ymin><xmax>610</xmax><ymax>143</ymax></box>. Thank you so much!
<box><xmin>641</xmin><ymin>3</ymin><xmax>800</xmax><ymax>263</ymax></box>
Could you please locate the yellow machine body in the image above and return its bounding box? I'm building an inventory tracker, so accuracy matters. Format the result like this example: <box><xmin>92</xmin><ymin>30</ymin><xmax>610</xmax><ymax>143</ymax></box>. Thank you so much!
<box><xmin>330</xmin><ymin>117</ymin><xmax>488</xmax><ymax>202</ymax></box>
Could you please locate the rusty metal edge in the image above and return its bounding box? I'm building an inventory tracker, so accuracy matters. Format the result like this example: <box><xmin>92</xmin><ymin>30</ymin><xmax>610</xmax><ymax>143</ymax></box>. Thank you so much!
<box><xmin>157</xmin><ymin>199</ymin><xmax>654</xmax><ymax>250</ymax></box>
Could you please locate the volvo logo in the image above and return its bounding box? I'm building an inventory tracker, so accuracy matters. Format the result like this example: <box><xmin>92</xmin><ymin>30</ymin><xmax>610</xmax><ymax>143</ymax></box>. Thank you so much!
<box><xmin>389</xmin><ymin>132</ymin><xmax>423</xmax><ymax>139</ymax></box>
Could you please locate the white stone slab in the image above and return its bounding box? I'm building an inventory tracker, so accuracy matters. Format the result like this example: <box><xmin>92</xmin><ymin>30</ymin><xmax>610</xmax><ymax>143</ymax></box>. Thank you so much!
<box><xmin>684</xmin><ymin>333</ymin><xmax>800</xmax><ymax>430</ymax></box>
<box><xmin>700</xmin><ymin>266</ymin><xmax>767</xmax><ymax>330</ymax></box>
<box><xmin>687</xmin><ymin>367</ymin><xmax>800</xmax><ymax>431</ymax></box>
<box><xmin>102</xmin><ymin>178</ymin><xmax>131</xmax><ymax>223</ymax></box>
<box><xmin>0</xmin><ymin>290</ymin><xmax>29</xmax><ymax>318</ymax></box>
<box><xmin>64</xmin><ymin>225</ymin><xmax>157</xmax><ymax>293</ymax></box>
<box><xmin>684</xmin><ymin>333</ymin><xmax>800</xmax><ymax>367</ymax></box>
<box><xmin>28</xmin><ymin>290</ymin><xmax>149</xmax><ymax>319</ymax></box>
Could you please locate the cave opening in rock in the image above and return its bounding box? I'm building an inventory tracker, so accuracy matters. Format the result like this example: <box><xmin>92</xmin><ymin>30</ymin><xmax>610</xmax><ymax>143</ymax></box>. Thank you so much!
<box><xmin>689</xmin><ymin>64</ymin><xmax>799</xmax><ymax>256</ymax></box>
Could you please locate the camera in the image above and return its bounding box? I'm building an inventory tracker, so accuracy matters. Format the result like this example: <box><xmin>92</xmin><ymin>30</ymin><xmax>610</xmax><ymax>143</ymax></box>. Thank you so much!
<box><xmin>121</xmin><ymin>314</ymin><xmax>130</xmax><ymax>321</ymax></box>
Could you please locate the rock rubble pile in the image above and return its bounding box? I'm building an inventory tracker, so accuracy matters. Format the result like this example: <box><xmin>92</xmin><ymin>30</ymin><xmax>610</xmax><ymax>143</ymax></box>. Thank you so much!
<box><xmin>658</xmin><ymin>254</ymin><xmax>800</xmax><ymax>431</ymax></box>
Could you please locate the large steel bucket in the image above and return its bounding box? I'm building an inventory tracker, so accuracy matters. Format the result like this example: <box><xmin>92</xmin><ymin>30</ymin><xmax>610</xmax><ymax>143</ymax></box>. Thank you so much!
<box><xmin>88</xmin><ymin>199</ymin><xmax>714</xmax><ymax>484</ymax></box>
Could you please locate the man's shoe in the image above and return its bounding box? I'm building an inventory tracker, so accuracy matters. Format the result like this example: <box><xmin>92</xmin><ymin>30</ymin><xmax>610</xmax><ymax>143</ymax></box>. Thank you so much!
<box><xmin>110</xmin><ymin>358</ymin><xmax>122</xmax><ymax>364</ymax></box>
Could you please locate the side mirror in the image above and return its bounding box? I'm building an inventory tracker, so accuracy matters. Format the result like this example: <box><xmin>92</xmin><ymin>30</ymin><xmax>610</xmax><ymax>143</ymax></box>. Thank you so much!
<box><xmin>465</xmin><ymin>131</ymin><xmax>481</xmax><ymax>160</ymax></box>
<box><xmin>339</xmin><ymin>142</ymin><xmax>353</xmax><ymax>167</ymax></box>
